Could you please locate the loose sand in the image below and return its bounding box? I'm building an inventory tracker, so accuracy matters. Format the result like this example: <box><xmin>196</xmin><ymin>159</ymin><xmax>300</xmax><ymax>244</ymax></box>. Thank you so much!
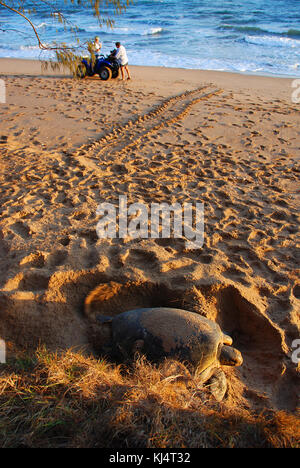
<box><xmin>0</xmin><ymin>58</ymin><xmax>299</xmax><ymax>414</ymax></box>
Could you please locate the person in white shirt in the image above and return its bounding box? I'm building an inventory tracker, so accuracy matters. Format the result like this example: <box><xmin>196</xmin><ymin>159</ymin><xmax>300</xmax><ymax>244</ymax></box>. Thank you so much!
<box><xmin>93</xmin><ymin>37</ymin><xmax>102</xmax><ymax>58</ymax></box>
<box><xmin>115</xmin><ymin>42</ymin><xmax>131</xmax><ymax>80</ymax></box>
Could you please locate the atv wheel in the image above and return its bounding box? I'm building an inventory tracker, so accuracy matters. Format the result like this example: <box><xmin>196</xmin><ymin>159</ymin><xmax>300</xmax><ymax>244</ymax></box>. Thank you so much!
<box><xmin>112</xmin><ymin>69</ymin><xmax>119</xmax><ymax>79</ymax></box>
<box><xmin>99</xmin><ymin>66</ymin><xmax>112</xmax><ymax>81</ymax></box>
<box><xmin>76</xmin><ymin>63</ymin><xmax>87</xmax><ymax>79</ymax></box>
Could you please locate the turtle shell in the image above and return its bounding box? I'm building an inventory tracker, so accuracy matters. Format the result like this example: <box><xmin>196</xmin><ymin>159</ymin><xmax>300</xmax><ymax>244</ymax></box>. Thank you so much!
<box><xmin>109</xmin><ymin>307</ymin><xmax>224</xmax><ymax>371</ymax></box>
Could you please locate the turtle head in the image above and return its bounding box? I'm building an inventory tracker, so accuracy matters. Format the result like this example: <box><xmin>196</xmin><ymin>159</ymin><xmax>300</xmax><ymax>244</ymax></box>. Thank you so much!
<box><xmin>219</xmin><ymin>345</ymin><xmax>243</xmax><ymax>367</ymax></box>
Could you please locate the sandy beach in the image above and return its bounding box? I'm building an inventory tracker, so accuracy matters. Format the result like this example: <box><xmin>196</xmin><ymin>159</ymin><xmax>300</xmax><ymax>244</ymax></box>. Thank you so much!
<box><xmin>0</xmin><ymin>57</ymin><xmax>299</xmax><ymax>427</ymax></box>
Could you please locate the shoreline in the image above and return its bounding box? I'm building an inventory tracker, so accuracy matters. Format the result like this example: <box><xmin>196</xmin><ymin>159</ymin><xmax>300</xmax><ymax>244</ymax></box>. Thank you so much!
<box><xmin>0</xmin><ymin>57</ymin><xmax>299</xmax><ymax>81</ymax></box>
<box><xmin>0</xmin><ymin>57</ymin><xmax>296</xmax><ymax>106</ymax></box>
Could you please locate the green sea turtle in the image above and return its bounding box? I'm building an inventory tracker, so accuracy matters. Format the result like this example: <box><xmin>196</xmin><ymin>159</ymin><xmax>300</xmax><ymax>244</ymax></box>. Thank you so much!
<box><xmin>97</xmin><ymin>307</ymin><xmax>243</xmax><ymax>401</ymax></box>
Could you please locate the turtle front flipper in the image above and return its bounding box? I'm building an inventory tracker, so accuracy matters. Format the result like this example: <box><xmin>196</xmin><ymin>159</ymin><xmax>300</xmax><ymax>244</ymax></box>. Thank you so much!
<box><xmin>206</xmin><ymin>368</ymin><xmax>227</xmax><ymax>402</ymax></box>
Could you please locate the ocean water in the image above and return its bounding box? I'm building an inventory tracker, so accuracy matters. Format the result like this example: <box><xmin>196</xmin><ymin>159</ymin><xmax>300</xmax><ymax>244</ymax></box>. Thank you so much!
<box><xmin>0</xmin><ymin>0</ymin><xmax>300</xmax><ymax>77</ymax></box>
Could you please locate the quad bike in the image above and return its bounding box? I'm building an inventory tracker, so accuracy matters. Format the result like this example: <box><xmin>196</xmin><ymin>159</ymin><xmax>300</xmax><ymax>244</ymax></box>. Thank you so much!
<box><xmin>76</xmin><ymin>52</ymin><xmax>119</xmax><ymax>81</ymax></box>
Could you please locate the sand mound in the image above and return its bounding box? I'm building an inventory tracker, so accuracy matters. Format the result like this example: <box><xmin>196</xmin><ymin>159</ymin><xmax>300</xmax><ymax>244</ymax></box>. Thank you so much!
<box><xmin>84</xmin><ymin>278</ymin><xmax>298</xmax><ymax>411</ymax></box>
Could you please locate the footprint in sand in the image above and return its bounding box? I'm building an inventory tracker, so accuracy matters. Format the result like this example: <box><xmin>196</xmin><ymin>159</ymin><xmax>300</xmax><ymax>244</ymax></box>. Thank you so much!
<box><xmin>19</xmin><ymin>252</ymin><xmax>46</xmax><ymax>268</ymax></box>
<box><xmin>109</xmin><ymin>246</ymin><xmax>125</xmax><ymax>269</ymax></box>
<box><xmin>292</xmin><ymin>285</ymin><xmax>300</xmax><ymax>300</ymax></box>
<box><xmin>79</xmin><ymin>229</ymin><xmax>98</xmax><ymax>245</ymax></box>
<box><xmin>47</xmin><ymin>249</ymin><xmax>68</xmax><ymax>268</ymax></box>
<box><xmin>18</xmin><ymin>272</ymin><xmax>50</xmax><ymax>292</ymax></box>
<box><xmin>154</xmin><ymin>238</ymin><xmax>186</xmax><ymax>252</ymax></box>
<box><xmin>128</xmin><ymin>248</ymin><xmax>161</xmax><ymax>270</ymax></box>
<box><xmin>10</xmin><ymin>221</ymin><xmax>32</xmax><ymax>239</ymax></box>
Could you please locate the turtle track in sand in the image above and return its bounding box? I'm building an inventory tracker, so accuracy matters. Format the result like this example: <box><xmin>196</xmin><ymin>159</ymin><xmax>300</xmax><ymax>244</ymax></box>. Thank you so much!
<box><xmin>74</xmin><ymin>86</ymin><xmax>223</xmax><ymax>168</ymax></box>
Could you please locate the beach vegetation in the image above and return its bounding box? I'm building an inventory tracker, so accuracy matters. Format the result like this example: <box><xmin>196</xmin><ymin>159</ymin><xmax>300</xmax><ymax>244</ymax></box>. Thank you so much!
<box><xmin>0</xmin><ymin>346</ymin><xmax>299</xmax><ymax>448</ymax></box>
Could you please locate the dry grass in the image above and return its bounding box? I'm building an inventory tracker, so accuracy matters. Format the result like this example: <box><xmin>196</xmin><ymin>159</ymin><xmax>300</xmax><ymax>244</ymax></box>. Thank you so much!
<box><xmin>0</xmin><ymin>348</ymin><xmax>299</xmax><ymax>448</ymax></box>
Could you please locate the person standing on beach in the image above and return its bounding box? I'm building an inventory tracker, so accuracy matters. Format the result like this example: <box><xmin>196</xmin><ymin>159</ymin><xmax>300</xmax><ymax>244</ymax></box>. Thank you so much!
<box><xmin>93</xmin><ymin>36</ymin><xmax>102</xmax><ymax>58</ymax></box>
<box><xmin>115</xmin><ymin>42</ymin><xmax>131</xmax><ymax>80</ymax></box>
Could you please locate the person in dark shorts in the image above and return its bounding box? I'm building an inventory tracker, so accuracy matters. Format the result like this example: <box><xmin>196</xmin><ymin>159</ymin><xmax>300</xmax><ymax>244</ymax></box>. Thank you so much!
<box><xmin>115</xmin><ymin>42</ymin><xmax>131</xmax><ymax>80</ymax></box>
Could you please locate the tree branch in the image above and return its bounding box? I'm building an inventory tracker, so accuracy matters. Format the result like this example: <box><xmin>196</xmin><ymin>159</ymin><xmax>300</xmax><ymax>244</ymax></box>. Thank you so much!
<box><xmin>0</xmin><ymin>1</ymin><xmax>47</xmax><ymax>48</ymax></box>
<box><xmin>0</xmin><ymin>1</ymin><xmax>83</xmax><ymax>50</ymax></box>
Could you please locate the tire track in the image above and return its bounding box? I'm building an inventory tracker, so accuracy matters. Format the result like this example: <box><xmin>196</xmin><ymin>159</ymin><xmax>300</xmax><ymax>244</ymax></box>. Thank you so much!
<box><xmin>75</xmin><ymin>86</ymin><xmax>223</xmax><ymax>165</ymax></box>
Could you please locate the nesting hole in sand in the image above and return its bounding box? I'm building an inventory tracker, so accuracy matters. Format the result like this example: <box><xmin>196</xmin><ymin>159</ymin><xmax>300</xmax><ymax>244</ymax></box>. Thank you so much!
<box><xmin>2</xmin><ymin>271</ymin><xmax>297</xmax><ymax>410</ymax></box>
<box><xmin>1</xmin><ymin>270</ymin><xmax>286</xmax><ymax>367</ymax></box>
<box><xmin>84</xmin><ymin>279</ymin><xmax>214</xmax><ymax>360</ymax></box>
<box><xmin>84</xmin><ymin>280</ymin><xmax>292</xmax><ymax>401</ymax></box>
<box><xmin>214</xmin><ymin>285</ymin><xmax>284</xmax><ymax>355</ymax></box>
<box><xmin>84</xmin><ymin>280</ymin><xmax>196</xmax><ymax>321</ymax></box>
<box><xmin>84</xmin><ymin>280</ymin><xmax>284</xmax><ymax>362</ymax></box>
<box><xmin>212</xmin><ymin>285</ymin><xmax>300</xmax><ymax>412</ymax></box>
